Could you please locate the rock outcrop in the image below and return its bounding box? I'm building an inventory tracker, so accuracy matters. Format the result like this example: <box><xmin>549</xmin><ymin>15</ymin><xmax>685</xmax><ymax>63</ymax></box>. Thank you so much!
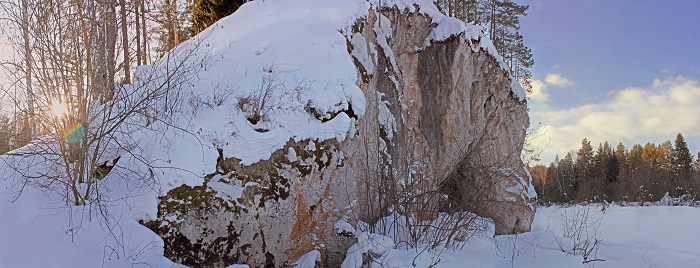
<box><xmin>348</xmin><ymin>8</ymin><xmax>536</xmax><ymax>236</ymax></box>
<box><xmin>145</xmin><ymin>2</ymin><xmax>536</xmax><ymax>268</ymax></box>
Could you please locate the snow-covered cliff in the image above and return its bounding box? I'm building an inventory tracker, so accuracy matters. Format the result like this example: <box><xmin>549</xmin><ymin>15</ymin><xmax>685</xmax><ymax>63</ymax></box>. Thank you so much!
<box><xmin>0</xmin><ymin>0</ymin><xmax>535</xmax><ymax>267</ymax></box>
<box><xmin>138</xmin><ymin>0</ymin><xmax>535</xmax><ymax>266</ymax></box>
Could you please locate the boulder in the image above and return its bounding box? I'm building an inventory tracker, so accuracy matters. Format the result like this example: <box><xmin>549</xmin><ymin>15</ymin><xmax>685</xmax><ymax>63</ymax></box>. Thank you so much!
<box><xmin>146</xmin><ymin>2</ymin><xmax>536</xmax><ymax>267</ymax></box>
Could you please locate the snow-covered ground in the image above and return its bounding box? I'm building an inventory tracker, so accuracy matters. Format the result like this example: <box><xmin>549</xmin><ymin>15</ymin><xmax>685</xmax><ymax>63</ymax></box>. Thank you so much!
<box><xmin>376</xmin><ymin>205</ymin><xmax>700</xmax><ymax>268</ymax></box>
<box><xmin>2</xmin><ymin>182</ymin><xmax>699</xmax><ymax>268</ymax></box>
<box><xmin>0</xmin><ymin>0</ymin><xmax>697</xmax><ymax>267</ymax></box>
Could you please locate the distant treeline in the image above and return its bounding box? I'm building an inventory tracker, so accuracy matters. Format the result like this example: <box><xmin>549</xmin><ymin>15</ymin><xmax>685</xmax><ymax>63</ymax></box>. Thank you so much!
<box><xmin>530</xmin><ymin>133</ymin><xmax>700</xmax><ymax>204</ymax></box>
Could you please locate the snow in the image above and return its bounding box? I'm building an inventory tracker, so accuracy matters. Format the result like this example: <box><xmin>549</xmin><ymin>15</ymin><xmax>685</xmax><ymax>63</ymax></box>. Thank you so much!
<box><xmin>377</xmin><ymin>92</ymin><xmax>397</xmax><ymax>141</ymax></box>
<box><xmin>252</xmin><ymin>40</ymin><xmax>271</xmax><ymax>56</ymax></box>
<box><xmin>366</xmin><ymin>205</ymin><xmax>700</xmax><ymax>268</ymax></box>
<box><xmin>659</xmin><ymin>192</ymin><xmax>672</xmax><ymax>206</ymax></box>
<box><xmin>286</xmin><ymin>147</ymin><xmax>298</xmax><ymax>162</ymax></box>
<box><xmin>0</xmin><ymin>153</ymin><xmax>175</xmax><ymax>268</ymax></box>
<box><xmin>0</xmin><ymin>0</ymin><xmax>377</xmax><ymax>265</ymax></box>
<box><xmin>294</xmin><ymin>250</ymin><xmax>321</xmax><ymax>268</ymax></box>
<box><xmin>0</xmin><ymin>0</ymin><xmax>544</xmax><ymax>267</ymax></box>
<box><xmin>373</xmin><ymin>14</ymin><xmax>399</xmax><ymax>74</ymax></box>
<box><xmin>157</xmin><ymin>0</ymin><xmax>374</xmax><ymax>166</ymax></box>
<box><xmin>334</xmin><ymin>218</ymin><xmax>356</xmax><ymax>235</ymax></box>
<box><xmin>511</xmin><ymin>78</ymin><xmax>527</xmax><ymax>101</ymax></box>
<box><xmin>368</xmin><ymin>0</ymin><xmax>442</xmax><ymax>18</ymax></box>
<box><xmin>209</xmin><ymin>181</ymin><xmax>244</xmax><ymax>201</ymax></box>
<box><xmin>501</xmin><ymin>167</ymin><xmax>537</xmax><ymax>207</ymax></box>
<box><xmin>226</xmin><ymin>265</ymin><xmax>250</xmax><ymax>268</ymax></box>
<box><xmin>305</xmin><ymin>140</ymin><xmax>316</xmax><ymax>151</ymax></box>
<box><xmin>4</xmin><ymin>148</ymin><xmax>700</xmax><ymax>268</ymax></box>
<box><xmin>349</xmin><ymin>33</ymin><xmax>375</xmax><ymax>73</ymax></box>
<box><xmin>342</xmin><ymin>231</ymin><xmax>395</xmax><ymax>268</ymax></box>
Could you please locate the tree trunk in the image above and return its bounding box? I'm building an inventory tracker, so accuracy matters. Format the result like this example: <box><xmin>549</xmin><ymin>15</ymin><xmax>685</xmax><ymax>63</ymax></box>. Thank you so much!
<box><xmin>490</xmin><ymin>0</ymin><xmax>495</xmax><ymax>40</ymax></box>
<box><xmin>120</xmin><ymin>0</ymin><xmax>131</xmax><ymax>83</ymax></box>
<box><xmin>106</xmin><ymin>0</ymin><xmax>117</xmax><ymax>98</ymax></box>
<box><xmin>172</xmin><ymin>0</ymin><xmax>180</xmax><ymax>45</ymax></box>
<box><xmin>135</xmin><ymin>0</ymin><xmax>142</xmax><ymax>66</ymax></box>
<box><xmin>20</xmin><ymin>0</ymin><xmax>33</xmax><ymax>139</ymax></box>
<box><xmin>141</xmin><ymin>0</ymin><xmax>148</xmax><ymax>64</ymax></box>
<box><xmin>93</xmin><ymin>0</ymin><xmax>117</xmax><ymax>101</ymax></box>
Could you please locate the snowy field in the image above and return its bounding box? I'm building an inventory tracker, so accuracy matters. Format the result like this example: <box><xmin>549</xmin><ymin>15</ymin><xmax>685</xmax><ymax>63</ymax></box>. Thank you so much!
<box><xmin>385</xmin><ymin>205</ymin><xmax>700</xmax><ymax>268</ymax></box>
<box><xmin>1</xmin><ymin>187</ymin><xmax>699</xmax><ymax>268</ymax></box>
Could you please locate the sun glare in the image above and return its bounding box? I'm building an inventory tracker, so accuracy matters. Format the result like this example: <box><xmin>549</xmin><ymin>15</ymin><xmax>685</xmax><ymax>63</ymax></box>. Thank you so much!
<box><xmin>51</xmin><ymin>100</ymin><xmax>68</xmax><ymax>118</ymax></box>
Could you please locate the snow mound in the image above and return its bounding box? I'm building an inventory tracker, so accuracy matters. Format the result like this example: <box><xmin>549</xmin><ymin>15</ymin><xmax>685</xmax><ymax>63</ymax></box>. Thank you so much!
<box><xmin>342</xmin><ymin>231</ymin><xmax>395</xmax><ymax>268</ymax></box>
<box><xmin>160</xmin><ymin>0</ymin><xmax>373</xmax><ymax>166</ymax></box>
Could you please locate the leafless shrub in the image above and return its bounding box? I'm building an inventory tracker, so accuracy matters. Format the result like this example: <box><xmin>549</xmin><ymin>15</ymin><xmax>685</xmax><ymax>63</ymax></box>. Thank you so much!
<box><xmin>556</xmin><ymin>205</ymin><xmax>604</xmax><ymax>263</ymax></box>
<box><xmin>188</xmin><ymin>79</ymin><xmax>238</xmax><ymax>111</ymax></box>
<box><xmin>236</xmin><ymin>67</ymin><xmax>310</xmax><ymax>125</ymax></box>
<box><xmin>237</xmin><ymin>69</ymin><xmax>283</xmax><ymax>125</ymax></box>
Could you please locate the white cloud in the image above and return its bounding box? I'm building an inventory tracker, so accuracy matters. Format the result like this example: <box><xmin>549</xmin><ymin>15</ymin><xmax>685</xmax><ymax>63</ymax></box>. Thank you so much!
<box><xmin>526</xmin><ymin>73</ymin><xmax>575</xmax><ymax>103</ymax></box>
<box><xmin>528</xmin><ymin>80</ymin><xmax>549</xmax><ymax>102</ymax></box>
<box><xmin>545</xmin><ymin>73</ymin><xmax>575</xmax><ymax>88</ymax></box>
<box><xmin>530</xmin><ymin>76</ymin><xmax>700</xmax><ymax>163</ymax></box>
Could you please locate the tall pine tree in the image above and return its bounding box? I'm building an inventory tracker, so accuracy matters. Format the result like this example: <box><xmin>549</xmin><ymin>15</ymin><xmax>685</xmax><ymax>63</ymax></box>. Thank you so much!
<box><xmin>672</xmin><ymin>133</ymin><xmax>693</xmax><ymax>176</ymax></box>
<box><xmin>435</xmin><ymin>0</ymin><xmax>534</xmax><ymax>91</ymax></box>
<box><xmin>672</xmin><ymin>133</ymin><xmax>693</xmax><ymax>196</ymax></box>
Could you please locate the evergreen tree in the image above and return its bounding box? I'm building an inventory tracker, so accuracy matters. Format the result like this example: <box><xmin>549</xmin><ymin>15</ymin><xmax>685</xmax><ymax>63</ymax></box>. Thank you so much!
<box><xmin>604</xmin><ymin>142</ymin><xmax>620</xmax><ymax>201</ymax></box>
<box><xmin>560</xmin><ymin>152</ymin><xmax>577</xmax><ymax>201</ymax></box>
<box><xmin>629</xmin><ymin>144</ymin><xmax>643</xmax><ymax>172</ymax></box>
<box><xmin>672</xmin><ymin>133</ymin><xmax>693</xmax><ymax>176</ymax></box>
<box><xmin>575</xmin><ymin>138</ymin><xmax>593</xmax><ymax>201</ymax></box>
<box><xmin>155</xmin><ymin>0</ymin><xmax>192</xmax><ymax>55</ymax></box>
<box><xmin>543</xmin><ymin>162</ymin><xmax>559</xmax><ymax>203</ymax></box>
<box><xmin>656</xmin><ymin>141</ymin><xmax>673</xmax><ymax>171</ymax></box>
<box><xmin>615</xmin><ymin>143</ymin><xmax>628</xmax><ymax>175</ymax></box>
<box><xmin>435</xmin><ymin>0</ymin><xmax>534</xmax><ymax>91</ymax></box>
<box><xmin>672</xmin><ymin>133</ymin><xmax>693</xmax><ymax>196</ymax></box>
<box><xmin>614</xmin><ymin>143</ymin><xmax>629</xmax><ymax>199</ymax></box>
<box><xmin>587</xmin><ymin>143</ymin><xmax>604</xmax><ymax>201</ymax></box>
<box><xmin>641</xmin><ymin>142</ymin><xmax>657</xmax><ymax>168</ymax></box>
<box><xmin>485</xmin><ymin>0</ymin><xmax>533</xmax><ymax>91</ymax></box>
<box><xmin>653</xmin><ymin>140</ymin><xmax>674</xmax><ymax>196</ymax></box>
<box><xmin>696</xmin><ymin>151</ymin><xmax>700</xmax><ymax>196</ymax></box>
<box><xmin>544</xmin><ymin>135</ymin><xmax>698</xmax><ymax>203</ymax></box>
<box><xmin>192</xmin><ymin>0</ymin><xmax>247</xmax><ymax>34</ymax></box>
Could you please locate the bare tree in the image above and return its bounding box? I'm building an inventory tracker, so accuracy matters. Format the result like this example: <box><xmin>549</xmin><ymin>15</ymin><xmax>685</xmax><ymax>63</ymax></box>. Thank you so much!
<box><xmin>0</xmin><ymin>0</ymin><xmax>211</xmax><ymax>211</ymax></box>
<box><xmin>19</xmin><ymin>0</ymin><xmax>33</xmax><ymax>137</ymax></box>
<box><xmin>120</xmin><ymin>0</ymin><xmax>131</xmax><ymax>83</ymax></box>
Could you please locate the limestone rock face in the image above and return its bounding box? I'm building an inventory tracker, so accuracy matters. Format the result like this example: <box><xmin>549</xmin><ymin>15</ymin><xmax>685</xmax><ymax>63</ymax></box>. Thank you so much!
<box><xmin>146</xmin><ymin>5</ymin><xmax>536</xmax><ymax>268</ymax></box>
<box><xmin>145</xmin><ymin>139</ymin><xmax>354</xmax><ymax>267</ymax></box>
<box><xmin>347</xmin><ymin>8</ymin><xmax>536</xmax><ymax>236</ymax></box>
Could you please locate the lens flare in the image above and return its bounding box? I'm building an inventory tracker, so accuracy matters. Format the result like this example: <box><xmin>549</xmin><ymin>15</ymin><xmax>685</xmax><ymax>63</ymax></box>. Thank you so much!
<box><xmin>51</xmin><ymin>100</ymin><xmax>68</xmax><ymax>118</ymax></box>
<box><xmin>64</xmin><ymin>123</ymin><xmax>85</xmax><ymax>143</ymax></box>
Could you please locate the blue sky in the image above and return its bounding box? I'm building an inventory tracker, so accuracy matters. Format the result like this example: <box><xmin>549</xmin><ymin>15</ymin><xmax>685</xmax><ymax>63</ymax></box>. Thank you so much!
<box><xmin>519</xmin><ymin>0</ymin><xmax>700</xmax><ymax>163</ymax></box>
